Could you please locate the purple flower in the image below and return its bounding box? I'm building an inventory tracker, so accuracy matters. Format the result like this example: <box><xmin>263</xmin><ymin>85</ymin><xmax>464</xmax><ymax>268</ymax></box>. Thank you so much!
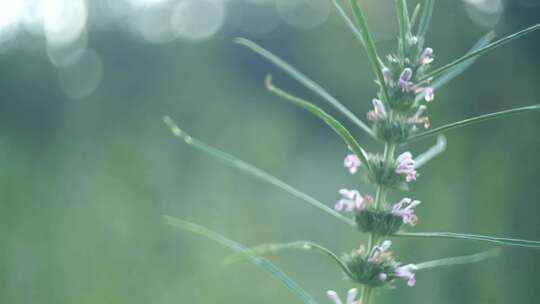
<box><xmin>395</xmin><ymin>264</ymin><xmax>418</xmax><ymax>287</ymax></box>
<box><xmin>392</xmin><ymin>198</ymin><xmax>421</xmax><ymax>226</ymax></box>
<box><xmin>415</xmin><ymin>86</ymin><xmax>435</xmax><ymax>102</ymax></box>
<box><xmin>398</xmin><ymin>68</ymin><xmax>413</xmax><ymax>92</ymax></box>
<box><xmin>344</xmin><ymin>154</ymin><xmax>361</xmax><ymax>174</ymax></box>
<box><xmin>415</xmin><ymin>87</ymin><xmax>435</xmax><ymax>102</ymax></box>
<box><xmin>419</xmin><ymin>47</ymin><xmax>434</xmax><ymax>65</ymax></box>
<box><xmin>425</xmin><ymin>87</ymin><xmax>434</xmax><ymax>102</ymax></box>
<box><xmin>367</xmin><ymin>99</ymin><xmax>387</xmax><ymax>121</ymax></box>
<box><xmin>395</xmin><ymin>152</ymin><xmax>418</xmax><ymax>182</ymax></box>
<box><xmin>335</xmin><ymin>189</ymin><xmax>369</xmax><ymax>212</ymax></box>
<box><xmin>326</xmin><ymin>288</ymin><xmax>358</xmax><ymax>304</ymax></box>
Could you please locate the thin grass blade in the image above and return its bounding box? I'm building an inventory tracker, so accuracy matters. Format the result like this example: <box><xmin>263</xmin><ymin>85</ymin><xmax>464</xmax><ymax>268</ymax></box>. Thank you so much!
<box><xmin>265</xmin><ymin>76</ymin><xmax>371</xmax><ymax>171</ymax></box>
<box><xmin>395</xmin><ymin>232</ymin><xmax>540</xmax><ymax>249</ymax></box>
<box><xmin>413</xmin><ymin>135</ymin><xmax>446</xmax><ymax>168</ymax></box>
<box><xmin>163</xmin><ymin>116</ymin><xmax>355</xmax><ymax>227</ymax></box>
<box><xmin>348</xmin><ymin>0</ymin><xmax>391</xmax><ymax>103</ymax></box>
<box><xmin>396</xmin><ymin>0</ymin><xmax>411</xmax><ymax>58</ymax></box>
<box><xmin>410</xmin><ymin>3</ymin><xmax>422</xmax><ymax>29</ymax></box>
<box><xmin>417</xmin><ymin>0</ymin><xmax>434</xmax><ymax>37</ymax></box>
<box><xmin>416</xmin><ymin>31</ymin><xmax>496</xmax><ymax>102</ymax></box>
<box><xmin>235</xmin><ymin>38</ymin><xmax>375</xmax><ymax>139</ymax></box>
<box><xmin>332</xmin><ymin>0</ymin><xmax>365</xmax><ymax>46</ymax></box>
<box><xmin>407</xmin><ymin>104</ymin><xmax>540</xmax><ymax>142</ymax></box>
<box><xmin>416</xmin><ymin>249</ymin><xmax>500</xmax><ymax>270</ymax></box>
<box><xmin>223</xmin><ymin>241</ymin><xmax>352</xmax><ymax>277</ymax></box>
<box><xmin>421</xmin><ymin>22</ymin><xmax>540</xmax><ymax>82</ymax></box>
<box><xmin>164</xmin><ymin>216</ymin><xmax>319</xmax><ymax>304</ymax></box>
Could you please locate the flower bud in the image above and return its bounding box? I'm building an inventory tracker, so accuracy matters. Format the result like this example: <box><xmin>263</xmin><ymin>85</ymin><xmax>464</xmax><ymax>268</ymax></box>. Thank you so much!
<box><xmin>398</xmin><ymin>68</ymin><xmax>413</xmax><ymax>92</ymax></box>
<box><xmin>419</xmin><ymin>47</ymin><xmax>434</xmax><ymax>65</ymax></box>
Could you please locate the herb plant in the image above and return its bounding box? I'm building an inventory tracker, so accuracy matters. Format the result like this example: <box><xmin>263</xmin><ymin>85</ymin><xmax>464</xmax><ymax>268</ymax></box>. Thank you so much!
<box><xmin>163</xmin><ymin>1</ymin><xmax>540</xmax><ymax>303</ymax></box>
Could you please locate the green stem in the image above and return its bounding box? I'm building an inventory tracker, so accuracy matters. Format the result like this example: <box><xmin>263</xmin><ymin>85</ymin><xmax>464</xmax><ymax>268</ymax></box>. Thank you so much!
<box><xmin>361</xmin><ymin>142</ymin><xmax>396</xmax><ymax>304</ymax></box>
<box><xmin>363</xmin><ymin>288</ymin><xmax>374</xmax><ymax>304</ymax></box>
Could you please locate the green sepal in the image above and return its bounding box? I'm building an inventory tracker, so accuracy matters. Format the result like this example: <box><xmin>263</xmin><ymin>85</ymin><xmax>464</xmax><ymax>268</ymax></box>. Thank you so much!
<box><xmin>355</xmin><ymin>207</ymin><xmax>404</xmax><ymax>236</ymax></box>
<box><xmin>365</xmin><ymin>154</ymin><xmax>409</xmax><ymax>190</ymax></box>
<box><xmin>372</xmin><ymin>114</ymin><xmax>414</xmax><ymax>144</ymax></box>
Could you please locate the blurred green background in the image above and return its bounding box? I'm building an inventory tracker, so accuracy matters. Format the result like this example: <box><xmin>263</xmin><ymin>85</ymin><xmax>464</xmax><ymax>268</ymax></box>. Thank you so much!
<box><xmin>0</xmin><ymin>0</ymin><xmax>539</xmax><ymax>303</ymax></box>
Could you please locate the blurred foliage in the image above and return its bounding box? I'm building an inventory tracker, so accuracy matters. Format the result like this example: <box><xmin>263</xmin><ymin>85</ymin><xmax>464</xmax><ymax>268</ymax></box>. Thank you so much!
<box><xmin>0</xmin><ymin>1</ymin><xmax>539</xmax><ymax>303</ymax></box>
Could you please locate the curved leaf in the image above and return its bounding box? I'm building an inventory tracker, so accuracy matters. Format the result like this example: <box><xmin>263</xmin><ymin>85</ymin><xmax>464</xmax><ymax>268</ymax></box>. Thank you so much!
<box><xmin>164</xmin><ymin>216</ymin><xmax>319</xmax><ymax>304</ymax></box>
<box><xmin>224</xmin><ymin>241</ymin><xmax>353</xmax><ymax>278</ymax></box>
<box><xmin>235</xmin><ymin>38</ymin><xmax>375</xmax><ymax>139</ymax></box>
<box><xmin>163</xmin><ymin>116</ymin><xmax>356</xmax><ymax>227</ymax></box>
<box><xmin>265</xmin><ymin>76</ymin><xmax>371</xmax><ymax>172</ymax></box>
<box><xmin>413</xmin><ymin>135</ymin><xmax>447</xmax><ymax>168</ymax></box>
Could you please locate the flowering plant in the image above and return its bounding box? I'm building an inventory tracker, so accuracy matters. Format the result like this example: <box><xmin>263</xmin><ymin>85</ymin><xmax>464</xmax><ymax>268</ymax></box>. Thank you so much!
<box><xmin>163</xmin><ymin>1</ymin><xmax>540</xmax><ymax>303</ymax></box>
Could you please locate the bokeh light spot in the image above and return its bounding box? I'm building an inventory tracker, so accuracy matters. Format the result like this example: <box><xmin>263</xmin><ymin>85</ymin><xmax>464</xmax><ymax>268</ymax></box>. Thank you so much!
<box><xmin>276</xmin><ymin>0</ymin><xmax>330</xmax><ymax>30</ymax></box>
<box><xmin>171</xmin><ymin>0</ymin><xmax>226</xmax><ymax>41</ymax></box>
<box><xmin>58</xmin><ymin>49</ymin><xmax>103</xmax><ymax>100</ymax></box>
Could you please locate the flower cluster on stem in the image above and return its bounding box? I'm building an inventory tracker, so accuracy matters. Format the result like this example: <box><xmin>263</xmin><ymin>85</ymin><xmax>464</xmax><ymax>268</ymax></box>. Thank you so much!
<box><xmin>328</xmin><ymin>9</ymin><xmax>439</xmax><ymax>303</ymax></box>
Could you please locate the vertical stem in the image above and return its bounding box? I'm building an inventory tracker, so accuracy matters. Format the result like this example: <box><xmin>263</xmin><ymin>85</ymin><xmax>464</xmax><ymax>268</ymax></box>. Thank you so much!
<box><xmin>361</xmin><ymin>142</ymin><xmax>396</xmax><ymax>304</ymax></box>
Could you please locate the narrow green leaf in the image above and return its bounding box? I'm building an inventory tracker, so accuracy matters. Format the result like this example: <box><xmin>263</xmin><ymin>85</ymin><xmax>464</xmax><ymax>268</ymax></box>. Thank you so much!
<box><xmin>265</xmin><ymin>76</ymin><xmax>371</xmax><ymax>172</ymax></box>
<box><xmin>348</xmin><ymin>0</ymin><xmax>391</xmax><ymax>103</ymax></box>
<box><xmin>421</xmin><ymin>22</ymin><xmax>540</xmax><ymax>82</ymax></box>
<box><xmin>415</xmin><ymin>31</ymin><xmax>496</xmax><ymax>102</ymax></box>
<box><xmin>408</xmin><ymin>104</ymin><xmax>540</xmax><ymax>142</ymax></box>
<box><xmin>235</xmin><ymin>38</ymin><xmax>375</xmax><ymax>139</ymax></box>
<box><xmin>331</xmin><ymin>0</ymin><xmax>365</xmax><ymax>46</ymax></box>
<box><xmin>396</xmin><ymin>0</ymin><xmax>411</xmax><ymax>58</ymax></box>
<box><xmin>395</xmin><ymin>232</ymin><xmax>540</xmax><ymax>249</ymax></box>
<box><xmin>163</xmin><ymin>116</ymin><xmax>356</xmax><ymax>227</ymax></box>
<box><xmin>416</xmin><ymin>249</ymin><xmax>499</xmax><ymax>270</ymax></box>
<box><xmin>224</xmin><ymin>241</ymin><xmax>353</xmax><ymax>278</ymax></box>
<box><xmin>410</xmin><ymin>3</ymin><xmax>422</xmax><ymax>30</ymax></box>
<box><xmin>417</xmin><ymin>0</ymin><xmax>434</xmax><ymax>37</ymax></box>
<box><xmin>413</xmin><ymin>135</ymin><xmax>446</xmax><ymax>168</ymax></box>
<box><xmin>164</xmin><ymin>216</ymin><xmax>319</xmax><ymax>304</ymax></box>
